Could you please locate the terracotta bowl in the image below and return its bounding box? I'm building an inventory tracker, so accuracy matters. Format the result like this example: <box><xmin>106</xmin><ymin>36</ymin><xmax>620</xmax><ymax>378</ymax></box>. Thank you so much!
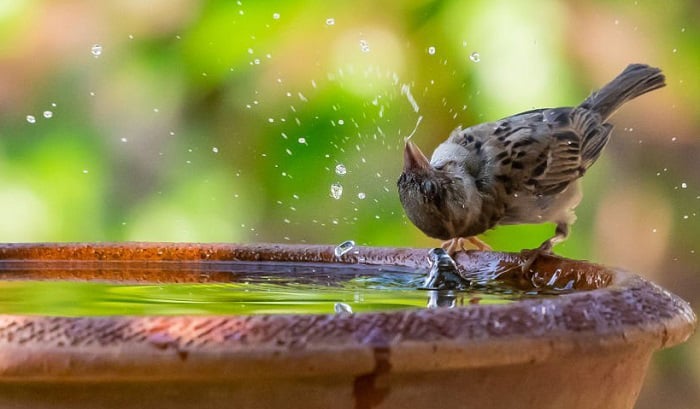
<box><xmin>0</xmin><ymin>242</ymin><xmax>695</xmax><ymax>409</ymax></box>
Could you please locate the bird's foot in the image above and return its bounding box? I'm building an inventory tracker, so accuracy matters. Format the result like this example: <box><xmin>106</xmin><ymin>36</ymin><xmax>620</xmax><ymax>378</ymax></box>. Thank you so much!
<box><xmin>441</xmin><ymin>237</ymin><xmax>492</xmax><ymax>258</ymax></box>
<box><xmin>520</xmin><ymin>241</ymin><xmax>554</xmax><ymax>274</ymax></box>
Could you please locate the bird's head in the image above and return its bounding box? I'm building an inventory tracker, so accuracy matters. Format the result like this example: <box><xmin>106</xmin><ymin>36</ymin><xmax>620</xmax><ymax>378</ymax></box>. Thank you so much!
<box><xmin>397</xmin><ymin>140</ymin><xmax>478</xmax><ymax>240</ymax></box>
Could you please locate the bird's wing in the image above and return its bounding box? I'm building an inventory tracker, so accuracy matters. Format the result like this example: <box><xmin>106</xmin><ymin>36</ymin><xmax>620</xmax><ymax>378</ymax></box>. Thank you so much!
<box><xmin>450</xmin><ymin>107</ymin><xmax>611</xmax><ymax>196</ymax></box>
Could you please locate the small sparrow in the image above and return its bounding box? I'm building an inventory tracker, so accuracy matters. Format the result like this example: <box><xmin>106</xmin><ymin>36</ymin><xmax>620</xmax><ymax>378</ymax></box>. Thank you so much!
<box><xmin>398</xmin><ymin>64</ymin><xmax>665</xmax><ymax>270</ymax></box>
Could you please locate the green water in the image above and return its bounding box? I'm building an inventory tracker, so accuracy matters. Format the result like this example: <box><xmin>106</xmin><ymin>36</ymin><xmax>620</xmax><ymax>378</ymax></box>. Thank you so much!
<box><xmin>0</xmin><ymin>261</ymin><xmax>560</xmax><ymax>316</ymax></box>
<box><xmin>0</xmin><ymin>273</ymin><xmax>514</xmax><ymax>317</ymax></box>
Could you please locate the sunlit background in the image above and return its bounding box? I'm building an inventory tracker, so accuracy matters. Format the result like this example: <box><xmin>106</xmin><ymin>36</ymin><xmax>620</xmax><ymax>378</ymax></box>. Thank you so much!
<box><xmin>0</xmin><ymin>0</ymin><xmax>698</xmax><ymax>407</ymax></box>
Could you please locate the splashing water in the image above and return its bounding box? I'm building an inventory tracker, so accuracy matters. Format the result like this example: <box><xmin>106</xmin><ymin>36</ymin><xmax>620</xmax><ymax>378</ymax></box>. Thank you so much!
<box><xmin>334</xmin><ymin>302</ymin><xmax>353</xmax><ymax>314</ymax></box>
<box><xmin>330</xmin><ymin>183</ymin><xmax>343</xmax><ymax>199</ymax></box>
<box><xmin>91</xmin><ymin>44</ymin><xmax>103</xmax><ymax>57</ymax></box>
<box><xmin>404</xmin><ymin>116</ymin><xmax>424</xmax><ymax>142</ymax></box>
<box><xmin>400</xmin><ymin>84</ymin><xmax>420</xmax><ymax>113</ymax></box>
<box><xmin>359</xmin><ymin>40</ymin><xmax>370</xmax><ymax>53</ymax></box>
<box><xmin>334</xmin><ymin>240</ymin><xmax>356</xmax><ymax>257</ymax></box>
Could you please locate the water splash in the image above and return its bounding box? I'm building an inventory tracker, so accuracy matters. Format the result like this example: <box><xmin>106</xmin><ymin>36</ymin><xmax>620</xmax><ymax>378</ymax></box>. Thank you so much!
<box><xmin>400</xmin><ymin>84</ymin><xmax>420</xmax><ymax>113</ymax></box>
<box><xmin>422</xmin><ymin>248</ymin><xmax>468</xmax><ymax>290</ymax></box>
<box><xmin>334</xmin><ymin>302</ymin><xmax>353</xmax><ymax>314</ymax></box>
<box><xmin>359</xmin><ymin>40</ymin><xmax>370</xmax><ymax>53</ymax></box>
<box><xmin>91</xmin><ymin>44</ymin><xmax>103</xmax><ymax>58</ymax></box>
<box><xmin>334</xmin><ymin>240</ymin><xmax>356</xmax><ymax>257</ymax></box>
<box><xmin>330</xmin><ymin>183</ymin><xmax>343</xmax><ymax>199</ymax></box>
<box><xmin>404</xmin><ymin>115</ymin><xmax>423</xmax><ymax>142</ymax></box>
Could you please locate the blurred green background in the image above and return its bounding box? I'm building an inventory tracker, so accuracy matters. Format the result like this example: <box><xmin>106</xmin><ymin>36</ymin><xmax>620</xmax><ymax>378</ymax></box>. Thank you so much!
<box><xmin>0</xmin><ymin>0</ymin><xmax>698</xmax><ymax>407</ymax></box>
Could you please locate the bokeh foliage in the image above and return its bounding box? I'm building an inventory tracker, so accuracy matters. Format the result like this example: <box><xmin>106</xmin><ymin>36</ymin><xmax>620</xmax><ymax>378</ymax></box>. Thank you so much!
<box><xmin>0</xmin><ymin>0</ymin><xmax>698</xmax><ymax>407</ymax></box>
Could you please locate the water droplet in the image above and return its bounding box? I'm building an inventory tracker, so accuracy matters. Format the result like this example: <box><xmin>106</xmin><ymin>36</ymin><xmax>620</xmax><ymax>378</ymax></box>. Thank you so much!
<box><xmin>359</xmin><ymin>40</ymin><xmax>370</xmax><ymax>53</ymax></box>
<box><xmin>326</xmin><ymin>18</ymin><xmax>335</xmax><ymax>26</ymax></box>
<box><xmin>335</xmin><ymin>164</ymin><xmax>347</xmax><ymax>176</ymax></box>
<box><xmin>334</xmin><ymin>302</ymin><xmax>353</xmax><ymax>314</ymax></box>
<box><xmin>330</xmin><ymin>183</ymin><xmax>343</xmax><ymax>199</ymax></box>
<box><xmin>672</xmin><ymin>48</ymin><xmax>678</xmax><ymax>53</ymax></box>
<box><xmin>338</xmin><ymin>119</ymin><xmax>345</xmax><ymax>125</ymax></box>
<box><xmin>51</xmin><ymin>102</ymin><xmax>57</xmax><ymax>107</ymax></box>
<box><xmin>428</xmin><ymin>46</ymin><xmax>436</xmax><ymax>55</ymax></box>
<box><xmin>212</xmin><ymin>147</ymin><xmax>219</xmax><ymax>153</ymax></box>
<box><xmin>334</xmin><ymin>240</ymin><xmax>356</xmax><ymax>257</ymax></box>
<box><xmin>120</xmin><ymin>137</ymin><xmax>128</xmax><ymax>143</ymax></box>
<box><xmin>671</xmin><ymin>137</ymin><xmax>677</xmax><ymax>142</ymax></box>
<box><xmin>357</xmin><ymin>192</ymin><xmax>366</xmax><ymax>200</ymax></box>
<box><xmin>297</xmin><ymin>137</ymin><xmax>306</xmax><ymax>144</ymax></box>
<box><xmin>272</xmin><ymin>12</ymin><xmax>280</xmax><ymax>19</ymax></box>
<box><xmin>91</xmin><ymin>44</ymin><xmax>102</xmax><ymax>57</ymax></box>
<box><xmin>26</xmin><ymin>115</ymin><xmax>36</xmax><ymax>124</ymax></box>
<box><xmin>82</xmin><ymin>169</ymin><xmax>89</xmax><ymax>174</ymax></box>
<box><xmin>469</xmin><ymin>52</ymin><xmax>480</xmax><ymax>62</ymax></box>
<box><xmin>681</xmin><ymin>182</ymin><xmax>688</xmax><ymax>189</ymax></box>
<box><xmin>42</xmin><ymin>110</ymin><xmax>53</xmax><ymax>119</ymax></box>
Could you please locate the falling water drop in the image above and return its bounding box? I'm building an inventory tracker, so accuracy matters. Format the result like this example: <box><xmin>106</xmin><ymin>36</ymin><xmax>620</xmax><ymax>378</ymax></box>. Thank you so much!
<box><xmin>91</xmin><ymin>44</ymin><xmax>102</xmax><ymax>57</ymax></box>
<box><xmin>330</xmin><ymin>183</ymin><xmax>343</xmax><ymax>199</ymax></box>
<box><xmin>26</xmin><ymin>115</ymin><xmax>36</xmax><ymax>124</ymax></box>
<box><xmin>334</xmin><ymin>302</ymin><xmax>353</xmax><ymax>314</ymax></box>
<box><xmin>357</xmin><ymin>192</ymin><xmax>366</xmax><ymax>200</ymax></box>
<box><xmin>428</xmin><ymin>46</ymin><xmax>436</xmax><ymax>55</ymax></box>
<box><xmin>326</xmin><ymin>18</ymin><xmax>335</xmax><ymax>26</ymax></box>
<box><xmin>43</xmin><ymin>111</ymin><xmax>53</xmax><ymax>119</ymax></box>
<box><xmin>334</xmin><ymin>240</ymin><xmax>356</xmax><ymax>257</ymax></box>
<box><xmin>359</xmin><ymin>40</ymin><xmax>370</xmax><ymax>53</ymax></box>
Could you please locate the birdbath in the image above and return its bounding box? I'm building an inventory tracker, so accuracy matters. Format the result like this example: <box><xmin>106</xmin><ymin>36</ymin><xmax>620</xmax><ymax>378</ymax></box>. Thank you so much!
<box><xmin>0</xmin><ymin>242</ymin><xmax>694</xmax><ymax>409</ymax></box>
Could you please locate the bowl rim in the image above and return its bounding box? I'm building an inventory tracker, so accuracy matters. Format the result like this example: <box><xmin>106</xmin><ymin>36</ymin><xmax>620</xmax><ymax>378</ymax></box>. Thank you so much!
<box><xmin>0</xmin><ymin>242</ymin><xmax>695</xmax><ymax>381</ymax></box>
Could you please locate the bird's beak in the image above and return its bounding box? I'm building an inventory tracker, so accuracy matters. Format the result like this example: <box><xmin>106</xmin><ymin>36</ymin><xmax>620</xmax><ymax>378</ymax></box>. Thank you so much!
<box><xmin>403</xmin><ymin>141</ymin><xmax>430</xmax><ymax>171</ymax></box>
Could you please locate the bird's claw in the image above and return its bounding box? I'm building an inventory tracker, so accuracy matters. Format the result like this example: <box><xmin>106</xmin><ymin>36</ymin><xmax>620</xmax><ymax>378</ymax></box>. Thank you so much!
<box><xmin>441</xmin><ymin>237</ymin><xmax>492</xmax><ymax>258</ymax></box>
<box><xmin>520</xmin><ymin>242</ymin><xmax>554</xmax><ymax>274</ymax></box>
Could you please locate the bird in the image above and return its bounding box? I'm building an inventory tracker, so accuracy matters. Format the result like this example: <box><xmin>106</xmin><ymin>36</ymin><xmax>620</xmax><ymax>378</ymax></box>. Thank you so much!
<box><xmin>397</xmin><ymin>63</ymin><xmax>666</xmax><ymax>271</ymax></box>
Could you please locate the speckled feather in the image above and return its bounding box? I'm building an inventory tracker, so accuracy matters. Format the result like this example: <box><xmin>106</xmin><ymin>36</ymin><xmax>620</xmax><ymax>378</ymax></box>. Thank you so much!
<box><xmin>398</xmin><ymin>64</ymin><xmax>666</xmax><ymax>247</ymax></box>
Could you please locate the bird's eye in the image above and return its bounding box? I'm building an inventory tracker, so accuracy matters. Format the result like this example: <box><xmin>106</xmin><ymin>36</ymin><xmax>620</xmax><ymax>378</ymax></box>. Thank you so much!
<box><xmin>421</xmin><ymin>180</ymin><xmax>437</xmax><ymax>197</ymax></box>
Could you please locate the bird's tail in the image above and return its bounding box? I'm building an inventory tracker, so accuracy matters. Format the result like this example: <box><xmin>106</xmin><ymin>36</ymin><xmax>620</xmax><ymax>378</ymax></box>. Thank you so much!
<box><xmin>579</xmin><ymin>64</ymin><xmax>665</xmax><ymax>120</ymax></box>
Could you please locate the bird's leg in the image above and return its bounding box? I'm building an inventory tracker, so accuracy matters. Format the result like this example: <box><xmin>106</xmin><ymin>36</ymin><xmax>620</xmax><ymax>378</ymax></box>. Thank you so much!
<box><xmin>441</xmin><ymin>238</ymin><xmax>464</xmax><ymax>257</ymax></box>
<box><xmin>467</xmin><ymin>236</ymin><xmax>492</xmax><ymax>251</ymax></box>
<box><xmin>441</xmin><ymin>236</ymin><xmax>492</xmax><ymax>257</ymax></box>
<box><xmin>521</xmin><ymin>223</ymin><xmax>569</xmax><ymax>273</ymax></box>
